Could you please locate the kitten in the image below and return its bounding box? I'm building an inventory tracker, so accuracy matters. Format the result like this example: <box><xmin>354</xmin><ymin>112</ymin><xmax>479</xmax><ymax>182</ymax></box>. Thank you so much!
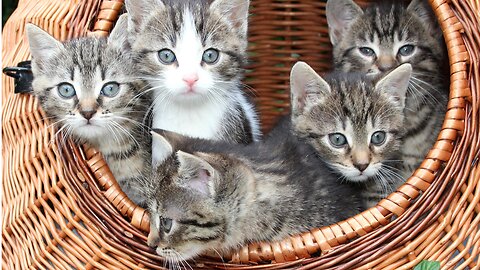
<box><xmin>290</xmin><ymin>62</ymin><xmax>411</xmax><ymax>208</ymax></box>
<box><xmin>326</xmin><ymin>0</ymin><xmax>449</xmax><ymax>178</ymax></box>
<box><xmin>26</xmin><ymin>18</ymin><xmax>150</xmax><ymax>205</ymax></box>
<box><xmin>125</xmin><ymin>0</ymin><xmax>261</xmax><ymax>145</ymax></box>
<box><xmin>144</xmin><ymin>122</ymin><xmax>363</xmax><ymax>262</ymax></box>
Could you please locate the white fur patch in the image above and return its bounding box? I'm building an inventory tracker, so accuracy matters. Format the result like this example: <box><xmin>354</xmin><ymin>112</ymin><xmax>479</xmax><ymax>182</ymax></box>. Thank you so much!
<box><xmin>150</xmin><ymin>8</ymin><xmax>260</xmax><ymax>144</ymax></box>
<box><xmin>152</xmin><ymin>99</ymin><xmax>228</xmax><ymax>139</ymax></box>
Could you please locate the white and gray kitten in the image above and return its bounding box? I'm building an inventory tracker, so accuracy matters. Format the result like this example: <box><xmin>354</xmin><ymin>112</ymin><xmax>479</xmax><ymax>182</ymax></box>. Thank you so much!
<box><xmin>290</xmin><ymin>62</ymin><xmax>411</xmax><ymax>208</ymax></box>
<box><xmin>27</xmin><ymin>21</ymin><xmax>150</xmax><ymax>205</ymax></box>
<box><xmin>326</xmin><ymin>0</ymin><xmax>449</xmax><ymax>178</ymax></box>
<box><xmin>125</xmin><ymin>0</ymin><xmax>261</xmax><ymax>146</ymax></box>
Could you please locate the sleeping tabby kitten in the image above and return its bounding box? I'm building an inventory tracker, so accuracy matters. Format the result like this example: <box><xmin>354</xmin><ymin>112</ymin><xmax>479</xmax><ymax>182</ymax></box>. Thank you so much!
<box><xmin>326</xmin><ymin>0</ymin><xmax>448</xmax><ymax>178</ymax></box>
<box><xmin>144</xmin><ymin>121</ymin><xmax>362</xmax><ymax>262</ymax></box>
<box><xmin>125</xmin><ymin>0</ymin><xmax>261</xmax><ymax>146</ymax></box>
<box><xmin>290</xmin><ymin>62</ymin><xmax>411</xmax><ymax>208</ymax></box>
<box><xmin>26</xmin><ymin>20</ymin><xmax>150</xmax><ymax>205</ymax></box>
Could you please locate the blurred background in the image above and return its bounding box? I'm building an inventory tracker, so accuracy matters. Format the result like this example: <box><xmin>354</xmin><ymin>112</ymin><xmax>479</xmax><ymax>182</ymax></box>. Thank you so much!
<box><xmin>3</xmin><ymin>0</ymin><xmax>19</xmax><ymax>26</ymax></box>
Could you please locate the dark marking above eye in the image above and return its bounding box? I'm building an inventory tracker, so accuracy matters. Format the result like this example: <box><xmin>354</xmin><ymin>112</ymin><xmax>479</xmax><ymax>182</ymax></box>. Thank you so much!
<box><xmin>178</xmin><ymin>219</ymin><xmax>220</xmax><ymax>228</ymax></box>
<box><xmin>191</xmin><ymin>235</ymin><xmax>219</xmax><ymax>242</ymax></box>
<box><xmin>223</xmin><ymin>50</ymin><xmax>245</xmax><ymax>65</ymax></box>
<box><xmin>193</xmin><ymin>212</ymin><xmax>205</xmax><ymax>219</ymax></box>
<box><xmin>99</xmin><ymin>65</ymin><xmax>105</xmax><ymax>81</ymax></box>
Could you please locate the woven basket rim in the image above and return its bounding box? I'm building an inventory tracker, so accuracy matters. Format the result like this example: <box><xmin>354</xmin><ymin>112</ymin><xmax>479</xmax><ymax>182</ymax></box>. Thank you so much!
<box><xmin>2</xmin><ymin>0</ymin><xmax>478</xmax><ymax>268</ymax></box>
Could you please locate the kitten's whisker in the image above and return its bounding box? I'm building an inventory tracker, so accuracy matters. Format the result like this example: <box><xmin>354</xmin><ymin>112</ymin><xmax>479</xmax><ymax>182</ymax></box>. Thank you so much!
<box><xmin>50</xmin><ymin>123</ymin><xmax>69</xmax><ymax>147</ymax></box>
<box><xmin>105</xmin><ymin>122</ymin><xmax>123</xmax><ymax>145</ymax></box>
<box><xmin>111</xmin><ymin>115</ymin><xmax>151</xmax><ymax>131</ymax></box>
<box><xmin>211</xmin><ymin>248</ymin><xmax>226</xmax><ymax>267</ymax></box>
<box><xmin>212</xmin><ymin>79</ymin><xmax>258</xmax><ymax>96</ymax></box>
<box><xmin>109</xmin><ymin>120</ymin><xmax>141</xmax><ymax>148</ymax></box>
<box><xmin>36</xmin><ymin>115</ymin><xmax>58</xmax><ymax>124</ymax></box>
<box><xmin>409</xmin><ymin>79</ymin><xmax>441</xmax><ymax>106</ymax></box>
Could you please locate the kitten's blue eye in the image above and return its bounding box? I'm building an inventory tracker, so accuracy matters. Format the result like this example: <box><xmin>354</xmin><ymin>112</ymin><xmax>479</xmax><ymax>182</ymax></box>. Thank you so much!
<box><xmin>160</xmin><ymin>217</ymin><xmax>172</xmax><ymax>234</ymax></box>
<box><xmin>100</xmin><ymin>82</ymin><xmax>120</xmax><ymax>97</ymax></box>
<box><xmin>359</xmin><ymin>47</ymin><xmax>375</xmax><ymax>57</ymax></box>
<box><xmin>202</xmin><ymin>48</ymin><xmax>219</xmax><ymax>64</ymax></box>
<box><xmin>371</xmin><ymin>131</ymin><xmax>387</xmax><ymax>145</ymax></box>
<box><xmin>398</xmin><ymin>45</ymin><xmax>415</xmax><ymax>57</ymax></box>
<box><xmin>328</xmin><ymin>133</ymin><xmax>348</xmax><ymax>148</ymax></box>
<box><xmin>57</xmin><ymin>83</ymin><xmax>76</xmax><ymax>99</ymax></box>
<box><xmin>158</xmin><ymin>49</ymin><xmax>176</xmax><ymax>64</ymax></box>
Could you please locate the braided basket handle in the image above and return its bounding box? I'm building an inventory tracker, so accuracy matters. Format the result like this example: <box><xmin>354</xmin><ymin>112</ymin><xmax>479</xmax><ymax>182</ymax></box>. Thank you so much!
<box><xmin>89</xmin><ymin>0</ymin><xmax>124</xmax><ymax>36</ymax></box>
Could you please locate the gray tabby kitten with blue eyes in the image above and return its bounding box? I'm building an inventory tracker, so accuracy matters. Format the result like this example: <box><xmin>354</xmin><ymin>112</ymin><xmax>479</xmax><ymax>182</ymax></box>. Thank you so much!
<box><xmin>326</xmin><ymin>0</ymin><xmax>449</xmax><ymax>179</ymax></box>
<box><xmin>26</xmin><ymin>19</ymin><xmax>150</xmax><ymax>205</ymax></box>
<box><xmin>125</xmin><ymin>0</ymin><xmax>261</xmax><ymax>149</ymax></box>
<box><xmin>290</xmin><ymin>62</ymin><xmax>411</xmax><ymax>208</ymax></box>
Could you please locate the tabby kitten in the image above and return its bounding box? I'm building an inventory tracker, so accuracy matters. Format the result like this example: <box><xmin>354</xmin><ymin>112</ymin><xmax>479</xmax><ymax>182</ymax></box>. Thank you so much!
<box><xmin>27</xmin><ymin>19</ymin><xmax>150</xmax><ymax>205</ymax></box>
<box><xmin>144</xmin><ymin>125</ymin><xmax>362</xmax><ymax>263</ymax></box>
<box><xmin>326</xmin><ymin>0</ymin><xmax>449</xmax><ymax>177</ymax></box>
<box><xmin>125</xmin><ymin>0</ymin><xmax>261</xmax><ymax>146</ymax></box>
<box><xmin>290</xmin><ymin>62</ymin><xmax>411</xmax><ymax>207</ymax></box>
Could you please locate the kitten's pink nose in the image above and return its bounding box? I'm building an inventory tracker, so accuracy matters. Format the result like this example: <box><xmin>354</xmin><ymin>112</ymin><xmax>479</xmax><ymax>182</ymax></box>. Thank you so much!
<box><xmin>183</xmin><ymin>73</ymin><xmax>199</xmax><ymax>88</ymax></box>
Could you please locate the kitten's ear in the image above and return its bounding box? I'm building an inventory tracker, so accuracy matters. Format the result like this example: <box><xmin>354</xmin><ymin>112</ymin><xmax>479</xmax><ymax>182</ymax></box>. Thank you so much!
<box><xmin>125</xmin><ymin>0</ymin><xmax>165</xmax><ymax>32</ymax></box>
<box><xmin>290</xmin><ymin>62</ymin><xmax>330</xmax><ymax>115</ymax></box>
<box><xmin>210</xmin><ymin>0</ymin><xmax>249</xmax><ymax>37</ymax></box>
<box><xmin>26</xmin><ymin>24</ymin><xmax>64</xmax><ymax>62</ymax></box>
<box><xmin>326</xmin><ymin>0</ymin><xmax>363</xmax><ymax>45</ymax></box>
<box><xmin>151</xmin><ymin>131</ymin><xmax>174</xmax><ymax>167</ymax></box>
<box><xmin>408</xmin><ymin>0</ymin><xmax>441</xmax><ymax>37</ymax></box>
<box><xmin>108</xmin><ymin>14</ymin><xmax>129</xmax><ymax>49</ymax></box>
<box><xmin>176</xmin><ymin>151</ymin><xmax>216</xmax><ymax>197</ymax></box>
<box><xmin>375</xmin><ymin>63</ymin><xmax>412</xmax><ymax>109</ymax></box>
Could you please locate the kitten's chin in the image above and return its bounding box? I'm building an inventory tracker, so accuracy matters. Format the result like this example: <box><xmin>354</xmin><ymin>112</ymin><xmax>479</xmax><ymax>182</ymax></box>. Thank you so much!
<box><xmin>345</xmin><ymin>174</ymin><xmax>370</xmax><ymax>183</ymax></box>
<box><xmin>332</xmin><ymin>164</ymin><xmax>379</xmax><ymax>183</ymax></box>
<box><xmin>156</xmin><ymin>246</ymin><xmax>204</xmax><ymax>262</ymax></box>
<box><xmin>72</xmin><ymin>125</ymin><xmax>108</xmax><ymax>140</ymax></box>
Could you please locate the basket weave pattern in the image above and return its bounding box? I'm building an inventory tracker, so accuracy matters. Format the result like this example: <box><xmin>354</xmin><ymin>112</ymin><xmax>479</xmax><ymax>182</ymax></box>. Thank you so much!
<box><xmin>2</xmin><ymin>0</ymin><xmax>479</xmax><ymax>269</ymax></box>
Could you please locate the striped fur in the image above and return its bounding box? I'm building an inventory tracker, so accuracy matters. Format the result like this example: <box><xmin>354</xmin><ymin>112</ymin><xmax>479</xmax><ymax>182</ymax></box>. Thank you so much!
<box><xmin>326</xmin><ymin>0</ymin><xmax>449</xmax><ymax>179</ymax></box>
<box><xmin>143</xmin><ymin>124</ymin><xmax>362</xmax><ymax>263</ymax></box>
<box><xmin>290</xmin><ymin>62</ymin><xmax>410</xmax><ymax>208</ymax></box>
<box><xmin>27</xmin><ymin>24</ymin><xmax>151</xmax><ymax>206</ymax></box>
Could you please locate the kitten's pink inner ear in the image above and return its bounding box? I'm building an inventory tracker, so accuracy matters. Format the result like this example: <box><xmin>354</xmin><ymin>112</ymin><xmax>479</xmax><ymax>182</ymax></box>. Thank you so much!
<box><xmin>176</xmin><ymin>151</ymin><xmax>216</xmax><ymax>196</ymax></box>
<box><xmin>188</xmin><ymin>169</ymin><xmax>212</xmax><ymax>196</ymax></box>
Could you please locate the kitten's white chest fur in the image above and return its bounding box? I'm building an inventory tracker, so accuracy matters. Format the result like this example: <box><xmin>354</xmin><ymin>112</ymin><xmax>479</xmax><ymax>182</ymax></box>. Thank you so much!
<box><xmin>152</xmin><ymin>96</ymin><xmax>228</xmax><ymax>140</ymax></box>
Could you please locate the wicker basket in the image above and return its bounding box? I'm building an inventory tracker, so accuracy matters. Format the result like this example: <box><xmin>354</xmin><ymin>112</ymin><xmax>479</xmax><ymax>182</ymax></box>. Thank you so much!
<box><xmin>2</xmin><ymin>0</ymin><xmax>479</xmax><ymax>269</ymax></box>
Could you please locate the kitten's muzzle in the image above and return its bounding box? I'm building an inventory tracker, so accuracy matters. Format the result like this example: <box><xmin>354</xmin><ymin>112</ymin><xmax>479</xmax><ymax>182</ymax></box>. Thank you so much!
<box><xmin>147</xmin><ymin>226</ymin><xmax>161</xmax><ymax>248</ymax></box>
